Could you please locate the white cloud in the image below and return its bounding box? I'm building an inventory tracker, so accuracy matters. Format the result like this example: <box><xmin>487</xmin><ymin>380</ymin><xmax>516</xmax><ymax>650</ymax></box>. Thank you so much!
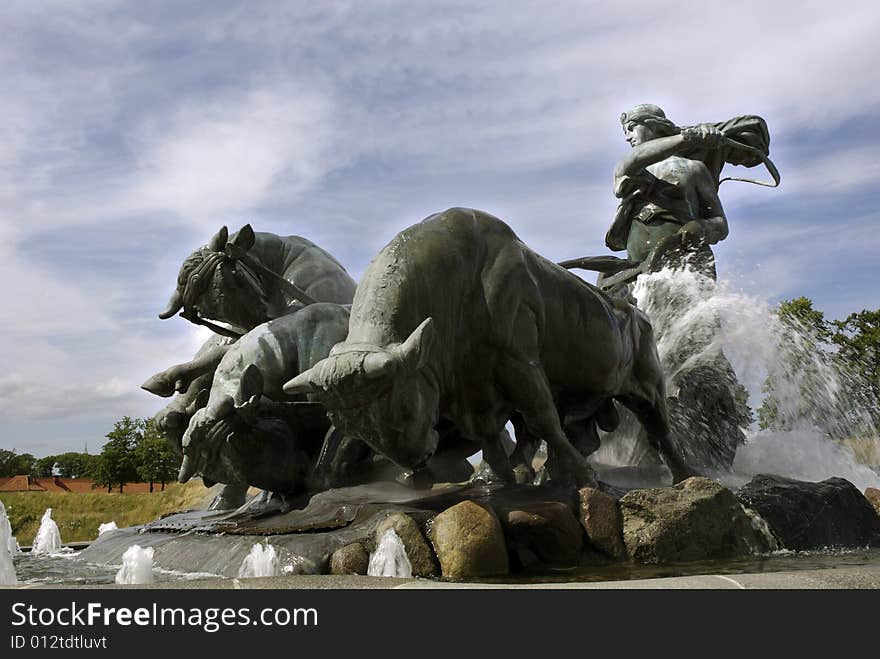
<box><xmin>128</xmin><ymin>86</ymin><xmax>347</xmax><ymax>223</ymax></box>
<box><xmin>0</xmin><ymin>1</ymin><xmax>877</xmax><ymax>451</ymax></box>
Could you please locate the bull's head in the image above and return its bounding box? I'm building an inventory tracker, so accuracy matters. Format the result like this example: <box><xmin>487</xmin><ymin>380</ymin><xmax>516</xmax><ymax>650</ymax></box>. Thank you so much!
<box><xmin>283</xmin><ymin>317</ymin><xmax>440</xmax><ymax>471</ymax></box>
<box><xmin>177</xmin><ymin>365</ymin><xmax>264</xmax><ymax>483</ymax></box>
<box><xmin>158</xmin><ymin>224</ymin><xmax>270</xmax><ymax>334</ymax></box>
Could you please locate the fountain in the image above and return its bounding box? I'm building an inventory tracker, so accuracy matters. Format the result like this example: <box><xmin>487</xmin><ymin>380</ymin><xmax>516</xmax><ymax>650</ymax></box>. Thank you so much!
<box><xmin>98</xmin><ymin>522</ymin><xmax>118</xmax><ymax>537</ymax></box>
<box><xmin>31</xmin><ymin>508</ymin><xmax>62</xmax><ymax>556</ymax></box>
<box><xmin>61</xmin><ymin>105</ymin><xmax>876</xmax><ymax>585</ymax></box>
<box><xmin>114</xmin><ymin>545</ymin><xmax>155</xmax><ymax>584</ymax></box>
<box><xmin>238</xmin><ymin>543</ymin><xmax>279</xmax><ymax>578</ymax></box>
<box><xmin>368</xmin><ymin>529</ymin><xmax>413</xmax><ymax>578</ymax></box>
<box><xmin>599</xmin><ymin>266</ymin><xmax>880</xmax><ymax>492</ymax></box>
<box><xmin>0</xmin><ymin>501</ymin><xmax>17</xmax><ymax>585</ymax></box>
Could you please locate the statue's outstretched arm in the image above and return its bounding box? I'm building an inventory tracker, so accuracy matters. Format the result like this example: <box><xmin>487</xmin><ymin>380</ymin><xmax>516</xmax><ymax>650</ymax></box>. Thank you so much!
<box><xmin>614</xmin><ymin>134</ymin><xmax>688</xmax><ymax>181</ymax></box>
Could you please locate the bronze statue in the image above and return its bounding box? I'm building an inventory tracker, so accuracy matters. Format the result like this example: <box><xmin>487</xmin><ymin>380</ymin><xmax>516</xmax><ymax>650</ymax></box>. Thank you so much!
<box><xmin>563</xmin><ymin>104</ymin><xmax>778</xmax><ymax>289</ymax></box>
<box><xmin>284</xmin><ymin>207</ymin><xmax>697</xmax><ymax>488</ymax></box>
<box><xmin>563</xmin><ymin>104</ymin><xmax>779</xmax><ymax>472</ymax></box>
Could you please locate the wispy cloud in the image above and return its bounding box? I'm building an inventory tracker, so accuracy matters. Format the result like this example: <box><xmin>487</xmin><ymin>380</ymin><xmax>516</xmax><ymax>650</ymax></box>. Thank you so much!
<box><xmin>0</xmin><ymin>1</ymin><xmax>878</xmax><ymax>452</ymax></box>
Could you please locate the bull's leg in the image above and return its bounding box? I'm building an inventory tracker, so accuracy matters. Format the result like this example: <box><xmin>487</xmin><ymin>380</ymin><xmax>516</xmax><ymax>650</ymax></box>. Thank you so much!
<box><xmin>478</xmin><ymin>429</ymin><xmax>516</xmax><ymax>484</ymax></box>
<box><xmin>142</xmin><ymin>343</ymin><xmax>232</xmax><ymax>397</ymax></box>
<box><xmin>564</xmin><ymin>413</ymin><xmax>602</xmax><ymax>458</ymax></box>
<box><xmin>509</xmin><ymin>414</ymin><xmax>538</xmax><ymax>483</ymax></box>
<box><xmin>208</xmin><ymin>482</ymin><xmax>248</xmax><ymax>510</ymax></box>
<box><xmin>499</xmin><ymin>358</ymin><xmax>598</xmax><ymax>488</ymax></box>
<box><xmin>312</xmin><ymin>427</ymin><xmax>371</xmax><ymax>490</ymax></box>
<box><xmin>617</xmin><ymin>394</ymin><xmax>697</xmax><ymax>484</ymax></box>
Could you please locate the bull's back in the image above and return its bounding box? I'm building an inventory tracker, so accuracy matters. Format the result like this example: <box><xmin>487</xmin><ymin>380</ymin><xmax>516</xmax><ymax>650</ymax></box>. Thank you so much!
<box><xmin>253</xmin><ymin>232</ymin><xmax>357</xmax><ymax>304</ymax></box>
<box><xmin>520</xmin><ymin>246</ymin><xmax>628</xmax><ymax>393</ymax></box>
<box><xmin>346</xmin><ymin>208</ymin><xmax>515</xmax><ymax>346</ymax></box>
<box><xmin>213</xmin><ymin>304</ymin><xmax>348</xmax><ymax>402</ymax></box>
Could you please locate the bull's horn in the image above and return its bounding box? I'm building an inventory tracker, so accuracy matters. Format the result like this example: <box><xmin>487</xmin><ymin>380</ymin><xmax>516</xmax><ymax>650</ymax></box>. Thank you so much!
<box><xmin>158</xmin><ymin>289</ymin><xmax>184</xmax><ymax>320</ymax></box>
<box><xmin>363</xmin><ymin>351</ymin><xmax>397</xmax><ymax>379</ymax></box>
<box><xmin>283</xmin><ymin>369</ymin><xmax>319</xmax><ymax>395</ymax></box>
<box><xmin>208</xmin><ymin>225</ymin><xmax>229</xmax><ymax>252</ymax></box>
<box><xmin>395</xmin><ymin>317</ymin><xmax>436</xmax><ymax>372</ymax></box>
<box><xmin>141</xmin><ymin>372</ymin><xmax>175</xmax><ymax>398</ymax></box>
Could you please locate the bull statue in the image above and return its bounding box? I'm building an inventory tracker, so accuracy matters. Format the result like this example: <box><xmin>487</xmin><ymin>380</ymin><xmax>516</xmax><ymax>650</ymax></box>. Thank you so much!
<box><xmin>176</xmin><ymin>303</ymin><xmax>355</xmax><ymax>505</ymax></box>
<box><xmin>143</xmin><ymin>224</ymin><xmax>358</xmax><ymax>508</ymax></box>
<box><xmin>284</xmin><ymin>207</ymin><xmax>697</xmax><ymax>488</ymax></box>
<box><xmin>144</xmin><ymin>224</ymin><xmax>357</xmax><ymax>399</ymax></box>
<box><xmin>158</xmin><ymin>223</ymin><xmax>356</xmax><ymax>335</ymax></box>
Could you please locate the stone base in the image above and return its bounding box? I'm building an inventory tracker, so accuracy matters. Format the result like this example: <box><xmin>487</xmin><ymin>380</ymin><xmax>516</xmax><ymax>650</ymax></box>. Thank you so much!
<box><xmin>77</xmin><ymin>475</ymin><xmax>880</xmax><ymax>581</ymax></box>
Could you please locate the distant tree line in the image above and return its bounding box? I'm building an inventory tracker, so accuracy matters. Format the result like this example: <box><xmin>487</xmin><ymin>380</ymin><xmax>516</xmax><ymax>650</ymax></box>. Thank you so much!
<box><xmin>0</xmin><ymin>417</ymin><xmax>180</xmax><ymax>493</ymax></box>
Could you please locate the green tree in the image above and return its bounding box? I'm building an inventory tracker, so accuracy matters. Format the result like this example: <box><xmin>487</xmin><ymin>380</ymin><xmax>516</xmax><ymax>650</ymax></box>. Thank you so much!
<box><xmin>758</xmin><ymin>298</ymin><xmax>879</xmax><ymax>438</ymax></box>
<box><xmin>757</xmin><ymin>297</ymin><xmax>831</xmax><ymax>432</ymax></box>
<box><xmin>54</xmin><ymin>452</ymin><xmax>95</xmax><ymax>478</ymax></box>
<box><xmin>93</xmin><ymin>417</ymin><xmax>141</xmax><ymax>493</ymax></box>
<box><xmin>830</xmin><ymin>308</ymin><xmax>880</xmax><ymax>432</ymax></box>
<box><xmin>32</xmin><ymin>455</ymin><xmax>58</xmax><ymax>477</ymax></box>
<box><xmin>831</xmin><ymin>309</ymin><xmax>880</xmax><ymax>400</ymax></box>
<box><xmin>0</xmin><ymin>449</ymin><xmax>37</xmax><ymax>477</ymax></box>
<box><xmin>134</xmin><ymin>419</ymin><xmax>179</xmax><ymax>492</ymax></box>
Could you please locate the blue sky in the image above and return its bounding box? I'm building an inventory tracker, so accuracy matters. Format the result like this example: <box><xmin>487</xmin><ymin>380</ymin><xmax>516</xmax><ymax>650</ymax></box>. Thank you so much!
<box><xmin>1</xmin><ymin>1</ymin><xmax>878</xmax><ymax>456</ymax></box>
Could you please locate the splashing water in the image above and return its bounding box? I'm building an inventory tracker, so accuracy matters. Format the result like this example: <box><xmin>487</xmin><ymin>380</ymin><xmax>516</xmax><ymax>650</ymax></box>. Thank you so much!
<box><xmin>31</xmin><ymin>509</ymin><xmax>62</xmax><ymax>556</ymax></box>
<box><xmin>593</xmin><ymin>266</ymin><xmax>879</xmax><ymax>489</ymax></box>
<box><xmin>98</xmin><ymin>522</ymin><xmax>118</xmax><ymax>537</ymax></box>
<box><xmin>115</xmin><ymin>545</ymin><xmax>155</xmax><ymax>584</ymax></box>
<box><xmin>0</xmin><ymin>501</ymin><xmax>17</xmax><ymax>585</ymax></box>
<box><xmin>238</xmin><ymin>543</ymin><xmax>279</xmax><ymax>578</ymax></box>
<box><xmin>368</xmin><ymin>529</ymin><xmax>413</xmax><ymax>578</ymax></box>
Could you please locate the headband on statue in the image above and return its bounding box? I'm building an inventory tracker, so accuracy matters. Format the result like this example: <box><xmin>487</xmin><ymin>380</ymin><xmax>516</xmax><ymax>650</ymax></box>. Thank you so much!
<box><xmin>620</xmin><ymin>104</ymin><xmax>667</xmax><ymax>126</ymax></box>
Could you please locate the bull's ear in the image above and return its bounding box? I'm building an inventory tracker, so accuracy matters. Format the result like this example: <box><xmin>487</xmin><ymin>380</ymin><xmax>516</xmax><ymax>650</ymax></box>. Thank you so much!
<box><xmin>186</xmin><ymin>388</ymin><xmax>211</xmax><ymax>416</ymax></box>
<box><xmin>230</xmin><ymin>224</ymin><xmax>256</xmax><ymax>253</ymax></box>
<box><xmin>396</xmin><ymin>317</ymin><xmax>436</xmax><ymax>372</ymax></box>
<box><xmin>208</xmin><ymin>226</ymin><xmax>229</xmax><ymax>252</ymax></box>
<box><xmin>237</xmin><ymin>364</ymin><xmax>264</xmax><ymax>406</ymax></box>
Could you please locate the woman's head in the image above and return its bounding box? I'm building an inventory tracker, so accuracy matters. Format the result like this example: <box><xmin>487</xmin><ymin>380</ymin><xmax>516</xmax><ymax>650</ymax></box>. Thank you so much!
<box><xmin>621</xmin><ymin>104</ymin><xmax>679</xmax><ymax>145</ymax></box>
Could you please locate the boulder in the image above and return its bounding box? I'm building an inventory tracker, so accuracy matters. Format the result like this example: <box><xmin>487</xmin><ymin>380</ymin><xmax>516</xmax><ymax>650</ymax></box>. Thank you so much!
<box><xmin>737</xmin><ymin>475</ymin><xmax>880</xmax><ymax>551</ymax></box>
<box><xmin>430</xmin><ymin>501</ymin><xmax>509</xmax><ymax>578</ymax></box>
<box><xmin>578</xmin><ymin>487</ymin><xmax>626</xmax><ymax>560</ymax></box>
<box><xmin>374</xmin><ymin>513</ymin><xmax>438</xmax><ymax>577</ymax></box>
<box><xmin>864</xmin><ymin>487</ymin><xmax>880</xmax><ymax>518</ymax></box>
<box><xmin>620</xmin><ymin>476</ymin><xmax>775</xmax><ymax>563</ymax></box>
<box><xmin>501</xmin><ymin>502</ymin><xmax>584</xmax><ymax>567</ymax></box>
<box><xmin>329</xmin><ymin>542</ymin><xmax>369</xmax><ymax>575</ymax></box>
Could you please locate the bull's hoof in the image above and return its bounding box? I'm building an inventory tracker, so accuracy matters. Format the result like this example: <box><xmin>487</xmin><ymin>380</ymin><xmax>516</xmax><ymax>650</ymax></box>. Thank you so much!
<box><xmin>513</xmin><ymin>464</ymin><xmax>535</xmax><ymax>485</ymax></box>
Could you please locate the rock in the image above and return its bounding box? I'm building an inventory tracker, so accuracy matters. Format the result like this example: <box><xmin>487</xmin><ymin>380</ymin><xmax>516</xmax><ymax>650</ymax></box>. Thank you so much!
<box><xmin>375</xmin><ymin>513</ymin><xmax>438</xmax><ymax>577</ymax></box>
<box><xmin>430</xmin><ymin>501</ymin><xmax>509</xmax><ymax>578</ymax></box>
<box><xmin>578</xmin><ymin>487</ymin><xmax>626</xmax><ymax>560</ymax></box>
<box><xmin>502</xmin><ymin>502</ymin><xmax>584</xmax><ymax>567</ymax></box>
<box><xmin>620</xmin><ymin>476</ymin><xmax>774</xmax><ymax>563</ymax></box>
<box><xmin>329</xmin><ymin>542</ymin><xmax>369</xmax><ymax>575</ymax></box>
<box><xmin>865</xmin><ymin>488</ymin><xmax>880</xmax><ymax>518</ymax></box>
<box><xmin>737</xmin><ymin>475</ymin><xmax>880</xmax><ymax>551</ymax></box>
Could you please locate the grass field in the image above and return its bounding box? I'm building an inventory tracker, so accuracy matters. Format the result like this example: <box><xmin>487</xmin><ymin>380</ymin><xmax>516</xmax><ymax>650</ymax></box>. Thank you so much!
<box><xmin>0</xmin><ymin>481</ymin><xmax>220</xmax><ymax>545</ymax></box>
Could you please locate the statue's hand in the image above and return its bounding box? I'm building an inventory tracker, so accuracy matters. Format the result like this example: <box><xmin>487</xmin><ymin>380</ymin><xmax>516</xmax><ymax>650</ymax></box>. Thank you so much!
<box><xmin>682</xmin><ymin>123</ymin><xmax>723</xmax><ymax>148</ymax></box>
<box><xmin>678</xmin><ymin>220</ymin><xmax>706</xmax><ymax>246</ymax></box>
